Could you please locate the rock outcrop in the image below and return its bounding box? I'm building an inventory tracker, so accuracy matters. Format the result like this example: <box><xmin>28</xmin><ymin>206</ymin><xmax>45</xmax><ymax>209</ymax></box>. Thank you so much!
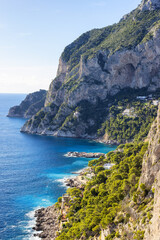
<box><xmin>7</xmin><ymin>89</ymin><xmax>47</xmax><ymax>118</ymax></box>
<box><xmin>21</xmin><ymin>0</ymin><xmax>160</xmax><ymax>139</ymax></box>
<box><xmin>139</xmin><ymin>103</ymin><xmax>160</xmax><ymax>240</ymax></box>
<box><xmin>65</xmin><ymin>151</ymin><xmax>105</xmax><ymax>158</ymax></box>
<box><xmin>33</xmin><ymin>206</ymin><xmax>60</xmax><ymax>240</ymax></box>
<box><xmin>139</xmin><ymin>0</ymin><xmax>160</xmax><ymax>11</ymax></box>
<box><xmin>33</xmin><ymin>168</ymin><xmax>93</xmax><ymax>239</ymax></box>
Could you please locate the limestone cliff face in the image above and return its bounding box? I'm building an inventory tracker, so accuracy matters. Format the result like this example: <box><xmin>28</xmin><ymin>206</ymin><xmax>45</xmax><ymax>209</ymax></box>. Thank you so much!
<box><xmin>21</xmin><ymin>0</ymin><xmax>160</xmax><ymax>138</ymax></box>
<box><xmin>140</xmin><ymin>0</ymin><xmax>160</xmax><ymax>11</ymax></box>
<box><xmin>140</xmin><ymin>105</ymin><xmax>160</xmax><ymax>187</ymax></box>
<box><xmin>140</xmin><ymin>104</ymin><xmax>160</xmax><ymax>240</ymax></box>
<box><xmin>7</xmin><ymin>90</ymin><xmax>47</xmax><ymax>118</ymax></box>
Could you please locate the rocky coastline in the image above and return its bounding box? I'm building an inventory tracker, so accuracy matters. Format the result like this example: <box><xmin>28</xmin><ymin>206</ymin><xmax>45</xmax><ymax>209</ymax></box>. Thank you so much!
<box><xmin>33</xmin><ymin>205</ymin><xmax>60</xmax><ymax>240</ymax></box>
<box><xmin>7</xmin><ymin>89</ymin><xmax>47</xmax><ymax>118</ymax></box>
<box><xmin>32</xmin><ymin>104</ymin><xmax>160</xmax><ymax>240</ymax></box>
<box><xmin>33</xmin><ymin>167</ymin><xmax>94</xmax><ymax>239</ymax></box>
<box><xmin>65</xmin><ymin>151</ymin><xmax>105</xmax><ymax>158</ymax></box>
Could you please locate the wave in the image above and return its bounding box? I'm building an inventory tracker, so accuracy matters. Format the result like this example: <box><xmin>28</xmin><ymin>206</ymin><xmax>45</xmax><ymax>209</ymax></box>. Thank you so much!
<box><xmin>63</xmin><ymin>154</ymin><xmax>78</xmax><ymax>158</ymax></box>
<box><xmin>55</xmin><ymin>177</ymin><xmax>71</xmax><ymax>188</ymax></box>
<box><xmin>22</xmin><ymin>207</ymin><xmax>41</xmax><ymax>240</ymax></box>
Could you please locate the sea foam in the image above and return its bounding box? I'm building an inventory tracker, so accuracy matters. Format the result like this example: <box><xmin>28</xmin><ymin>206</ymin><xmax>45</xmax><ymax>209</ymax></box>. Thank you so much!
<box><xmin>23</xmin><ymin>207</ymin><xmax>41</xmax><ymax>240</ymax></box>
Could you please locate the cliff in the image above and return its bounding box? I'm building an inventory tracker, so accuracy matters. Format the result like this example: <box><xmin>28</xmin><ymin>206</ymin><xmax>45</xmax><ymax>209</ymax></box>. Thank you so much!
<box><xmin>139</xmin><ymin>104</ymin><xmax>160</xmax><ymax>240</ymax></box>
<box><xmin>21</xmin><ymin>0</ymin><xmax>160</xmax><ymax>138</ymax></box>
<box><xmin>7</xmin><ymin>90</ymin><xmax>47</xmax><ymax>118</ymax></box>
<box><xmin>139</xmin><ymin>0</ymin><xmax>160</xmax><ymax>11</ymax></box>
<box><xmin>101</xmin><ymin>104</ymin><xmax>160</xmax><ymax>240</ymax></box>
<box><xmin>34</xmin><ymin>107</ymin><xmax>160</xmax><ymax>240</ymax></box>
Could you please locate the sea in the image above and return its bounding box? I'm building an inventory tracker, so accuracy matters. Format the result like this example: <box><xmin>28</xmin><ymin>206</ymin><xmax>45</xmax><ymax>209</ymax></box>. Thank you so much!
<box><xmin>0</xmin><ymin>93</ymin><xmax>116</xmax><ymax>240</ymax></box>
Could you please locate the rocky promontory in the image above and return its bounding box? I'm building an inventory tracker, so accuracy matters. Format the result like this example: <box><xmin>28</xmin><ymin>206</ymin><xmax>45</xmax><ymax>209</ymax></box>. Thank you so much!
<box><xmin>7</xmin><ymin>89</ymin><xmax>47</xmax><ymax>118</ymax></box>
<box><xmin>33</xmin><ymin>206</ymin><xmax>60</xmax><ymax>240</ymax></box>
<box><xmin>21</xmin><ymin>0</ymin><xmax>160</xmax><ymax>139</ymax></box>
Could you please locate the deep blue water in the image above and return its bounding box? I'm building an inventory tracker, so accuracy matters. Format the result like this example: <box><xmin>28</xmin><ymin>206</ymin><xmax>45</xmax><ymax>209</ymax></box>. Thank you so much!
<box><xmin>0</xmin><ymin>94</ymin><xmax>116</xmax><ymax>240</ymax></box>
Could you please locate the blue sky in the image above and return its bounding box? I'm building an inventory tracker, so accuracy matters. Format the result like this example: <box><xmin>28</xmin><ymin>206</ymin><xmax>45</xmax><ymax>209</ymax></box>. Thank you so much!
<box><xmin>0</xmin><ymin>0</ymin><xmax>140</xmax><ymax>93</ymax></box>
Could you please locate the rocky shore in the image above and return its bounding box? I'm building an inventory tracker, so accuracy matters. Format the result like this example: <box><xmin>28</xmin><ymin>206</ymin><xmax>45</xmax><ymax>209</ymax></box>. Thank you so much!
<box><xmin>65</xmin><ymin>151</ymin><xmax>105</xmax><ymax>158</ymax></box>
<box><xmin>7</xmin><ymin>89</ymin><xmax>47</xmax><ymax>118</ymax></box>
<box><xmin>33</xmin><ymin>205</ymin><xmax>60</xmax><ymax>240</ymax></box>
<box><xmin>33</xmin><ymin>167</ymin><xmax>94</xmax><ymax>239</ymax></box>
<box><xmin>65</xmin><ymin>167</ymin><xmax>94</xmax><ymax>188</ymax></box>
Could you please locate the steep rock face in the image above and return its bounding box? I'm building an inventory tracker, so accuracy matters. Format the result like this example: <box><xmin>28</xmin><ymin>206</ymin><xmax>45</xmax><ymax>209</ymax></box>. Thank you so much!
<box><xmin>21</xmin><ymin>2</ymin><xmax>160</xmax><ymax>138</ymax></box>
<box><xmin>140</xmin><ymin>0</ymin><xmax>160</xmax><ymax>11</ymax></box>
<box><xmin>139</xmin><ymin>104</ymin><xmax>160</xmax><ymax>240</ymax></box>
<box><xmin>144</xmin><ymin>173</ymin><xmax>160</xmax><ymax>240</ymax></box>
<box><xmin>7</xmin><ymin>90</ymin><xmax>47</xmax><ymax>118</ymax></box>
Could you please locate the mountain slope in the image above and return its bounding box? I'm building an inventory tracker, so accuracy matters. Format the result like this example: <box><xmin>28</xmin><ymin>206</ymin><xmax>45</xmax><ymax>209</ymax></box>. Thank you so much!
<box><xmin>34</xmin><ymin>103</ymin><xmax>159</xmax><ymax>240</ymax></box>
<box><xmin>21</xmin><ymin>0</ymin><xmax>160</xmax><ymax>139</ymax></box>
<box><xmin>139</xmin><ymin>103</ymin><xmax>160</xmax><ymax>239</ymax></box>
<box><xmin>33</xmin><ymin>105</ymin><xmax>160</xmax><ymax>240</ymax></box>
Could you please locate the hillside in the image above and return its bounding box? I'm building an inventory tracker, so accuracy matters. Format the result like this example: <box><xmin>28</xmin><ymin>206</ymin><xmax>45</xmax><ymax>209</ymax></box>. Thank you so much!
<box><xmin>33</xmin><ymin>104</ymin><xmax>160</xmax><ymax>240</ymax></box>
<box><xmin>57</xmin><ymin>103</ymin><xmax>160</xmax><ymax>240</ymax></box>
<box><xmin>32</xmin><ymin>104</ymin><xmax>160</xmax><ymax>240</ymax></box>
<box><xmin>21</xmin><ymin>0</ymin><xmax>160</xmax><ymax>142</ymax></box>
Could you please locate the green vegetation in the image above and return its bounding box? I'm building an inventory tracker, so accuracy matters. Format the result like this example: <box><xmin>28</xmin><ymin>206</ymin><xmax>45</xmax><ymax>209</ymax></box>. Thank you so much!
<box><xmin>98</xmin><ymin>90</ymin><xmax>158</xmax><ymax>143</ymax></box>
<box><xmin>59</xmin><ymin>88</ymin><xmax>159</xmax><ymax>139</ymax></box>
<box><xmin>58</xmin><ymin>98</ymin><xmax>109</xmax><ymax>136</ymax></box>
<box><xmin>27</xmin><ymin>109</ymin><xmax>45</xmax><ymax>128</ymax></box>
<box><xmin>105</xmin><ymin>102</ymin><xmax>157</xmax><ymax>143</ymax></box>
<box><xmin>56</xmin><ymin>142</ymin><xmax>148</xmax><ymax>240</ymax></box>
<box><xmin>52</xmin><ymin>14</ymin><xmax>160</xmax><ymax>235</ymax></box>
<box><xmin>62</xmin><ymin>10</ymin><xmax>160</xmax><ymax>69</ymax></box>
<box><xmin>133</xmin><ymin>230</ymin><xmax>145</xmax><ymax>240</ymax></box>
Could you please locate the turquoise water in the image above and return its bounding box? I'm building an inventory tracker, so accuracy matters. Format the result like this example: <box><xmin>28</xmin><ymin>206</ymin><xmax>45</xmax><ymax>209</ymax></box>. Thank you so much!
<box><xmin>0</xmin><ymin>94</ymin><xmax>116</xmax><ymax>239</ymax></box>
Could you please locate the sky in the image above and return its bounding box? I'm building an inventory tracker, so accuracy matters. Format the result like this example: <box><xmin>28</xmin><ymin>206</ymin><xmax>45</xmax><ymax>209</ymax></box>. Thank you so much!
<box><xmin>0</xmin><ymin>0</ymin><xmax>141</xmax><ymax>93</ymax></box>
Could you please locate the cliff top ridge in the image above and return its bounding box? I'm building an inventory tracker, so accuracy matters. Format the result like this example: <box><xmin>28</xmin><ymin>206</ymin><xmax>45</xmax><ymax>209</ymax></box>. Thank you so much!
<box><xmin>139</xmin><ymin>0</ymin><xmax>160</xmax><ymax>11</ymax></box>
